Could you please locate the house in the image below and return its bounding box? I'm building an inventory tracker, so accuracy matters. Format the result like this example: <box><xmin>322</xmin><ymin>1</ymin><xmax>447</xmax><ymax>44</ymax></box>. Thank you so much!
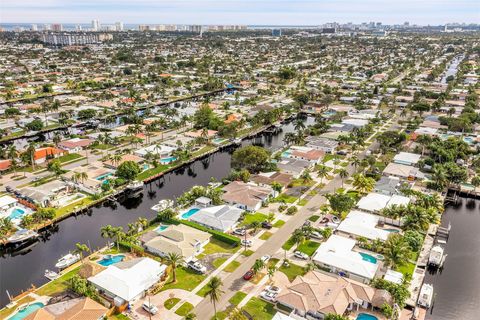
<box><xmin>189</xmin><ymin>205</ymin><xmax>243</xmax><ymax>232</ymax></box>
<box><xmin>289</xmin><ymin>146</ymin><xmax>324</xmax><ymax>164</ymax></box>
<box><xmin>336</xmin><ymin>210</ymin><xmax>392</xmax><ymax>241</ymax></box>
<box><xmin>374</xmin><ymin>176</ymin><xmax>404</xmax><ymax>195</ymax></box>
<box><xmin>24</xmin><ymin>297</ymin><xmax>107</xmax><ymax>320</ymax></box>
<box><xmin>383</xmin><ymin>162</ymin><xmax>425</xmax><ymax>180</ymax></box>
<box><xmin>222</xmin><ymin>181</ymin><xmax>273</xmax><ymax>211</ymax></box>
<box><xmin>277</xmin><ymin>158</ymin><xmax>311</xmax><ymax>178</ymax></box>
<box><xmin>58</xmin><ymin>138</ymin><xmax>94</xmax><ymax>152</ymax></box>
<box><xmin>88</xmin><ymin>257</ymin><xmax>167</xmax><ymax>304</ymax></box>
<box><xmin>275</xmin><ymin>270</ymin><xmax>387</xmax><ymax>319</ymax></box>
<box><xmin>0</xmin><ymin>195</ymin><xmax>18</xmax><ymax>218</ymax></box>
<box><xmin>393</xmin><ymin>152</ymin><xmax>421</xmax><ymax>166</ymax></box>
<box><xmin>20</xmin><ymin>180</ymin><xmax>71</xmax><ymax>207</ymax></box>
<box><xmin>250</xmin><ymin>172</ymin><xmax>294</xmax><ymax>190</ymax></box>
<box><xmin>184</xmin><ymin>129</ymin><xmax>217</xmax><ymax>139</ymax></box>
<box><xmin>312</xmin><ymin>235</ymin><xmax>380</xmax><ymax>284</ymax></box>
<box><xmin>143</xmin><ymin>224</ymin><xmax>211</xmax><ymax>262</ymax></box>
<box><xmin>0</xmin><ymin>159</ymin><xmax>11</xmax><ymax>172</ymax></box>
<box><xmin>305</xmin><ymin>137</ymin><xmax>339</xmax><ymax>153</ymax></box>
<box><xmin>134</xmin><ymin>144</ymin><xmax>175</xmax><ymax>158</ymax></box>
<box><xmin>34</xmin><ymin>147</ymin><xmax>66</xmax><ymax>164</ymax></box>
<box><xmin>103</xmin><ymin>154</ymin><xmax>144</xmax><ymax>169</ymax></box>
<box><xmin>356</xmin><ymin>192</ymin><xmax>410</xmax><ymax>213</ymax></box>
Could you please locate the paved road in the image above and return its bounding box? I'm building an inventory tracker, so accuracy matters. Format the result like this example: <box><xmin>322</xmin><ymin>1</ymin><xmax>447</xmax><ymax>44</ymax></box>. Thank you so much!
<box><xmin>194</xmin><ymin>117</ymin><xmax>400</xmax><ymax>319</ymax></box>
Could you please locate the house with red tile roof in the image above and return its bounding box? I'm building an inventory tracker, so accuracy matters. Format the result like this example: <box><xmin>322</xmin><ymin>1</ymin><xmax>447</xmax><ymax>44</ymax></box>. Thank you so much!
<box><xmin>34</xmin><ymin>147</ymin><xmax>66</xmax><ymax>164</ymax></box>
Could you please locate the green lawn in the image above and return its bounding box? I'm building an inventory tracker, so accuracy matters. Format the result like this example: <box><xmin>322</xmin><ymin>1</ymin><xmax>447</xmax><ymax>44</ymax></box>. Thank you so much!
<box><xmin>242</xmin><ymin>249</ymin><xmax>254</xmax><ymax>257</ymax></box>
<box><xmin>198</xmin><ymin>238</ymin><xmax>238</xmax><ymax>258</ymax></box>
<box><xmin>297</xmin><ymin>240</ymin><xmax>321</xmax><ymax>256</ymax></box>
<box><xmin>160</xmin><ymin>267</ymin><xmax>206</xmax><ymax>292</ymax></box>
<box><xmin>289</xmin><ymin>179</ymin><xmax>315</xmax><ymax>188</ymax></box>
<box><xmin>297</xmin><ymin>199</ymin><xmax>308</xmax><ymax>206</ymax></box>
<box><xmin>282</xmin><ymin>236</ymin><xmax>296</xmax><ymax>251</ymax></box>
<box><xmin>396</xmin><ymin>262</ymin><xmax>416</xmax><ymax>277</ymax></box>
<box><xmin>175</xmin><ymin>302</ymin><xmax>194</xmax><ymax>316</ymax></box>
<box><xmin>243</xmin><ymin>297</ymin><xmax>276</xmax><ymax>320</ymax></box>
<box><xmin>36</xmin><ymin>266</ymin><xmax>80</xmax><ymax>296</ymax></box>
<box><xmin>54</xmin><ymin>196</ymin><xmax>94</xmax><ymax>218</ymax></box>
<box><xmin>279</xmin><ymin>262</ymin><xmax>307</xmax><ymax>282</ymax></box>
<box><xmin>57</xmin><ymin>153</ymin><xmax>83</xmax><ymax>163</ymax></box>
<box><xmin>274</xmin><ymin>193</ymin><xmax>298</xmax><ymax>203</ymax></box>
<box><xmin>308</xmin><ymin>215</ymin><xmax>320</xmax><ymax>222</ymax></box>
<box><xmin>259</xmin><ymin>231</ymin><xmax>273</xmax><ymax>240</ymax></box>
<box><xmin>212</xmin><ymin>257</ymin><xmax>240</xmax><ymax>272</ymax></box>
<box><xmin>229</xmin><ymin>291</ymin><xmax>247</xmax><ymax>306</ymax></box>
<box><xmin>197</xmin><ymin>285</ymin><xmax>210</xmax><ymax>297</ymax></box>
<box><xmin>109</xmin><ymin>313</ymin><xmax>131</xmax><ymax>320</ymax></box>
<box><xmin>192</xmin><ymin>145</ymin><xmax>217</xmax><ymax>158</ymax></box>
<box><xmin>136</xmin><ymin>164</ymin><xmax>171</xmax><ymax>181</ymax></box>
<box><xmin>242</xmin><ymin>212</ymin><xmax>268</xmax><ymax>226</ymax></box>
<box><xmin>164</xmin><ymin>298</ymin><xmax>180</xmax><ymax>310</ymax></box>
<box><xmin>273</xmin><ymin>220</ymin><xmax>285</xmax><ymax>228</ymax></box>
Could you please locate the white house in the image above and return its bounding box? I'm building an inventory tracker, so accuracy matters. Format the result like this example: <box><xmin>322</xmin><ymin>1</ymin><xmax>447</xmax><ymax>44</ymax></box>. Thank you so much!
<box><xmin>393</xmin><ymin>152</ymin><xmax>421</xmax><ymax>166</ymax></box>
<box><xmin>356</xmin><ymin>192</ymin><xmax>410</xmax><ymax>213</ymax></box>
<box><xmin>189</xmin><ymin>205</ymin><xmax>243</xmax><ymax>232</ymax></box>
<box><xmin>336</xmin><ymin>210</ymin><xmax>392</xmax><ymax>241</ymax></box>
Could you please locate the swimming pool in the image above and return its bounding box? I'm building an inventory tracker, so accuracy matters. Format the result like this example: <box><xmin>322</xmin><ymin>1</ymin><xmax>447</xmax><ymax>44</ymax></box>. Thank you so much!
<box><xmin>9</xmin><ymin>302</ymin><xmax>45</xmax><ymax>320</ymax></box>
<box><xmin>98</xmin><ymin>254</ymin><xmax>125</xmax><ymax>266</ymax></box>
<box><xmin>213</xmin><ymin>138</ymin><xmax>227</xmax><ymax>144</ymax></box>
<box><xmin>281</xmin><ymin>150</ymin><xmax>292</xmax><ymax>158</ymax></box>
<box><xmin>359</xmin><ymin>252</ymin><xmax>378</xmax><ymax>264</ymax></box>
<box><xmin>384</xmin><ymin>228</ymin><xmax>400</xmax><ymax>233</ymax></box>
<box><xmin>356</xmin><ymin>313</ymin><xmax>378</xmax><ymax>320</ymax></box>
<box><xmin>160</xmin><ymin>157</ymin><xmax>177</xmax><ymax>164</ymax></box>
<box><xmin>95</xmin><ymin>172</ymin><xmax>113</xmax><ymax>181</ymax></box>
<box><xmin>9</xmin><ymin>208</ymin><xmax>26</xmax><ymax>220</ymax></box>
<box><xmin>181</xmin><ymin>208</ymin><xmax>200</xmax><ymax>219</ymax></box>
<box><xmin>155</xmin><ymin>225</ymin><xmax>168</xmax><ymax>232</ymax></box>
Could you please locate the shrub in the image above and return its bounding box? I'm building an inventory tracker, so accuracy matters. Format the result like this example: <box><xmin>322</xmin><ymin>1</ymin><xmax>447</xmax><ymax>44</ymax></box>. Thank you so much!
<box><xmin>286</xmin><ymin>206</ymin><xmax>298</xmax><ymax>215</ymax></box>
<box><xmin>279</xmin><ymin>204</ymin><xmax>287</xmax><ymax>212</ymax></box>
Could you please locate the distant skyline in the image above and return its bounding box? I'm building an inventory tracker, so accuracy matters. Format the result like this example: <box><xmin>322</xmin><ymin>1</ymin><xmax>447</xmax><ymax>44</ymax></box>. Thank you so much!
<box><xmin>1</xmin><ymin>0</ymin><xmax>479</xmax><ymax>25</ymax></box>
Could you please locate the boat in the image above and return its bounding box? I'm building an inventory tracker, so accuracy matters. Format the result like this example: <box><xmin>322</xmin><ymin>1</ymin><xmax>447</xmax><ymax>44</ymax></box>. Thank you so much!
<box><xmin>428</xmin><ymin>245</ymin><xmax>447</xmax><ymax>268</ymax></box>
<box><xmin>151</xmin><ymin>199</ymin><xmax>174</xmax><ymax>212</ymax></box>
<box><xmin>126</xmin><ymin>181</ymin><xmax>143</xmax><ymax>192</ymax></box>
<box><xmin>232</xmin><ymin>138</ymin><xmax>242</xmax><ymax>145</ymax></box>
<box><xmin>418</xmin><ymin>283</ymin><xmax>434</xmax><ymax>308</ymax></box>
<box><xmin>55</xmin><ymin>253</ymin><xmax>80</xmax><ymax>269</ymax></box>
<box><xmin>7</xmin><ymin>229</ymin><xmax>39</xmax><ymax>244</ymax></box>
<box><xmin>44</xmin><ymin>269</ymin><xmax>60</xmax><ymax>280</ymax></box>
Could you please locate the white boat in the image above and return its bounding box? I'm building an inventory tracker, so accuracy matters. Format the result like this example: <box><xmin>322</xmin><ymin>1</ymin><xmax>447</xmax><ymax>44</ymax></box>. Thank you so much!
<box><xmin>55</xmin><ymin>253</ymin><xmax>80</xmax><ymax>269</ymax></box>
<box><xmin>126</xmin><ymin>181</ymin><xmax>143</xmax><ymax>192</ymax></box>
<box><xmin>428</xmin><ymin>245</ymin><xmax>447</xmax><ymax>268</ymax></box>
<box><xmin>151</xmin><ymin>199</ymin><xmax>174</xmax><ymax>212</ymax></box>
<box><xmin>7</xmin><ymin>229</ymin><xmax>38</xmax><ymax>244</ymax></box>
<box><xmin>44</xmin><ymin>269</ymin><xmax>60</xmax><ymax>280</ymax></box>
<box><xmin>418</xmin><ymin>283</ymin><xmax>434</xmax><ymax>308</ymax></box>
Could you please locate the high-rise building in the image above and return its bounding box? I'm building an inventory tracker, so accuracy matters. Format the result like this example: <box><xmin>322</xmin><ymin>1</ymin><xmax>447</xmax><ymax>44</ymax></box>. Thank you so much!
<box><xmin>51</xmin><ymin>24</ymin><xmax>63</xmax><ymax>31</ymax></box>
<box><xmin>41</xmin><ymin>32</ymin><xmax>113</xmax><ymax>46</ymax></box>
<box><xmin>43</xmin><ymin>24</ymin><xmax>51</xmax><ymax>31</ymax></box>
<box><xmin>115</xmin><ymin>22</ymin><xmax>124</xmax><ymax>31</ymax></box>
<box><xmin>31</xmin><ymin>24</ymin><xmax>38</xmax><ymax>31</ymax></box>
<box><xmin>76</xmin><ymin>24</ymin><xmax>82</xmax><ymax>31</ymax></box>
<box><xmin>92</xmin><ymin>19</ymin><xmax>100</xmax><ymax>31</ymax></box>
<box><xmin>272</xmin><ymin>29</ymin><xmax>282</xmax><ymax>37</ymax></box>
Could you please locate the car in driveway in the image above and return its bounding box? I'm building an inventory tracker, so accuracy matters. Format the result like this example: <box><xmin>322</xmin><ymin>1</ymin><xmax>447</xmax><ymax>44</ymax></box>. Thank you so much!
<box><xmin>265</xmin><ymin>285</ymin><xmax>281</xmax><ymax>294</ymax></box>
<box><xmin>142</xmin><ymin>301</ymin><xmax>158</xmax><ymax>315</ymax></box>
<box><xmin>260</xmin><ymin>255</ymin><xmax>271</xmax><ymax>263</ymax></box>
<box><xmin>311</xmin><ymin>231</ymin><xmax>323</xmax><ymax>240</ymax></box>
<box><xmin>261</xmin><ymin>221</ymin><xmax>273</xmax><ymax>229</ymax></box>
<box><xmin>260</xmin><ymin>289</ymin><xmax>278</xmax><ymax>302</ymax></box>
<box><xmin>187</xmin><ymin>260</ymin><xmax>207</xmax><ymax>274</ymax></box>
<box><xmin>243</xmin><ymin>269</ymin><xmax>254</xmax><ymax>280</ymax></box>
<box><xmin>233</xmin><ymin>228</ymin><xmax>246</xmax><ymax>236</ymax></box>
<box><xmin>241</xmin><ymin>239</ymin><xmax>253</xmax><ymax>247</ymax></box>
<box><xmin>294</xmin><ymin>251</ymin><xmax>309</xmax><ymax>260</ymax></box>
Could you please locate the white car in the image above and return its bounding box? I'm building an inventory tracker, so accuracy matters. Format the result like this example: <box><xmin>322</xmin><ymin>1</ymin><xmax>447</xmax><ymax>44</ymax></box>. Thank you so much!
<box><xmin>233</xmin><ymin>228</ymin><xmax>246</xmax><ymax>236</ymax></box>
<box><xmin>187</xmin><ymin>261</ymin><xmax>207</xmax><ymax>274</ymax></box>
<box><xmin>241</xmin><ymin>239</ymin><xmax>253</xmax><ymax>247</ymax></box>
<box><xmin>260</xmin><ymin>255</ymin><xmax>271</xmax><ymax>263</ymax></box>
<box><xmin>260</xmin><ymin>290</ymin><xmax>278</xmax><ymax>302</ymax></box>
<box><xmin>142</xmin><ymin>302</ymin><xmax>158</xmax><ymax>315</ymax></box>
<box><xmin>294</xmin><ymin>251</ymin><xmax>309</xmax><ymax>260</ymax></box>
<box><xmin>265</xmin><ymin>285</ymin><xmax>281</xmax><ymax>294</ymax></box>
<box><xmin>311</xmin><ymin>231</ymin><xmax>323</xmax><ymax>240</ymax></box>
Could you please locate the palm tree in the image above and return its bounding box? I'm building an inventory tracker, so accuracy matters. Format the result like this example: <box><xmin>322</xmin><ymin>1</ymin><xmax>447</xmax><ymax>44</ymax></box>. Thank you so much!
<box><xmin>100</xmin><ymin>225</ymin><xmax>114</xmax><ymax>247</ymax></box>
<box><xmin>317</xmin><ymin>165</ymin><xmax>329</xmax><ymax>184</ymax></box>
<box><xmin>165</xmin><ymin>252</ymin><xmax>184</xmax><ymax>283</ymax></box>
<box><xmin>206</xmin><ymin>276</ymin><xmax>224</xmax><ymax>319</ymax></box>
<box><xmin>25</xmin><ymin>142</ymin><xmax>36</xmax><ymax>170</ymax></box>
<box><xmin>250</xmin><ymin>220</ymin><xmax>262</xmax><ymax>234</ymax></box>
<box><xmin>300</xmin><ymin>169</ymin><xmax>313</xmax><ymax>184</ymax></box>
<box><xmin>351</xmin><ymin>155</ymin><xmax>360</xmax><ymax>172</ymax></box>
<box><xmin>352</xmin><ymin>173</ymin><xmax>375</xmax><ymax>194</ymax></box>
<box><xmin>267</xmin><ymin>265</ymin><xmax>277</xmax><ymax>283</ymax></box>
<box><xmin>252</xmin><ymin>258</ymin><xmax>266</xmax><ymax>274</ymax></box>
<box><xmin>75</xmin><ymin>242</ymin><xmax>90</xmax><ymax>264</ymax></box>
<box><xmin>291</xmin><ymin>229</ymin><xmax>305</xmax><ymax>250</ymax></box>
<box><xmin>7</xmin><ymin>145</ymin><xmax>17</xmax><ymax>176</ymax></box>
<box><xmin>111</xmin><ymin>226</ymin><xmax>124</xmax><ymax>251</ymax></box>
<box><xmin>383</xmin><ymin>234</ymin><xmax>412</xmax><ymax>269</ymax></box>
<box><xmin>338</xmin><ymin>168</ymin><xmax>349</xmax><ymax>188</ymax></box>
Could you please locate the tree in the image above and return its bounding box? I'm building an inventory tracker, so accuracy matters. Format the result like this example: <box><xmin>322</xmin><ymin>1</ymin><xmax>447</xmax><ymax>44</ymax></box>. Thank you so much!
<box><xmin>291</xmin><ymin>229</ymin><xmax>305</xmax><ymax>250</ymax></box>
<box><xmin>166</xmin><ymin>252</ymin><xmax>184</xmax><ymax>283</ymax></box>
<box><xmin>316</xmin><ymin>165</ymin><xmax>329</xmax><ymax>183</ymax></box>
<box><xmin>116</xmin><ymin>160</ymin><xmax>141</xmax><ymax>181</ymax></box>
<box><xmin>325</xmin><ymin>314</ymin><xmax>349</xmax><ymax>320</ymax></box>
<box><xmin>383</xmin><ymin>234</ymin><xmax>412</xmax><ymax>269</ymax></box>
<box><xmin>338</xmin><ymin>168</ymin><xmax>349</xmax><ymax>188</ymax></box>
<box><xmin>75</xmin><ymin>243</ymin><xmax>90</xmax><ymax>264</ymax></box>
<box><xmin>47</xmin><ymin>159</ymin><xmax>63</xmax><ymax>177</ymax></box>
<box><xmin>252</xmin><ymin>258</ymin><xmax>266</xmax><ymax>274</ymax></box>
<box><xmin>25</xmin><ymin>119</ymin><xmax>44</xmax><ymax>131</ymax></box>
<box><xmin>193</xmin><ymin>104</ymin><xmax>221</xmax><ymax>130</ymax></box>
<box><xmin>100</xmin><ymin>225</ymin><xmax>114</xmax><ymax>246</ymax></box>
<box><xmin>232</xmin><ymin>145</ymin><xmax>270</xmax><ymax>173</ymax></box>
<box><xmin>327</xmin><ymin>192</ymin><xmax>355</xmax><ymax>214</ymax></box>
<box><xmin>352</xmin><ymin>173</ymin><xmax>375</xmax><ymax>194</ymax></box>
<box><xmin>157</xmin><ymin>208</ymin><xmax>176</xmax><ymax>221</ymax></box>
<box><xmin>206</xmin><ymin>276</ymin><xmax>224</xmax><ymax>319</ymax></box>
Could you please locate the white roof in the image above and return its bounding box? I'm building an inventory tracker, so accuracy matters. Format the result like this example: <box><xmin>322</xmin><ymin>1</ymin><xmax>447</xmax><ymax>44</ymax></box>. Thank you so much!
<box><xmin>414</xmin><ymin>127</ymin><xmax>438</xmax><ymax>135</ymax></box>
<box><xmin>272</xmin><ymin>313</ymin><xmax>297</xmax><ymax>320</ymax></box>
<box><xmin>88</xmin><ymin>258</ymin><xmax>166</xmax><ymax>302</ymax></box>
<box><xmin>312</xmin><ymin>235</ymin><xmax>379</xmax><ymax>280</ymax></box>
<box><xmin>135</xmin><ymin>144</ymin><xmax>175</xmax><ymax>157</ymax></box>
<box><xmin>337</xmin><ymin>210</ymin><xmax>390</xmax><ymax>241</ymax></box>
<box><xmin>190</xmin><ymin>205</ymin><xmax>243</xmax><ymax>232</ymax></box>
<box><xmin>342</xmin><ymin>119</ymin><xmax>369</xmax><ymax>127</ymax></box>
<box><xmin>384</xmin><ymin>269</ymin><xmax>404</xmax><ymax>285</ymax></box>
<box><xmin>393</xmin><ymin>152</ymin><xmax>421</xmax><ymax>165</ymax></box>
<box><xmin>357</xmin><ymin>193</ymin><xmax>410</xmax><ymax>212</ymax></box>
<box><xmin>0</xmin><ymin>195</ymin><xmax>17</xmax><ymax>208</ymax></box>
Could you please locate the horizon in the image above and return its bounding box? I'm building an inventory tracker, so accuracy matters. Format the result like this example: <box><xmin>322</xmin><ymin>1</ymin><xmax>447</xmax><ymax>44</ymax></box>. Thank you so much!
<box><xmin>1</xmin><ymin>0</ymin><xmax>479</xmax><ymax>25</ymax></box>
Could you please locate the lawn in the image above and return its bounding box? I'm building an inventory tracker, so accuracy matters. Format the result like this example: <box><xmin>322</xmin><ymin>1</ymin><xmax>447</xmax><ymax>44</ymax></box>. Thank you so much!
<box><xmin>274</xmin><ymin>193</ymin><xmax>298</xmax><ymax>204</ymax></box>
<box><xmin>242</xmin><ymin>249</ymin><xmax>254</xmax><ymax>257</ymax></box>
<box><xmin>175</xmin><ymin>302</ymin><xmax>194</xmax><ymax>316</ymax></box>
<box><xmin>242</xmin><ymin>212</ymin><xmax>268</xmax><ymax>226</ymax></box>
<box><xmin>109</xmin><ymin>314</ymin><xmax>131</xmax><ymax>320</ymax></box>
<box><xmin>136</xmin><ymin>164</ymin><xmax>171</xmax><ymax>181</ymax></box>
<box><xmin>229</xmin><ymin>291</ymin><xmax>247</xmax><ymax>306</ymax></box>
<box><xmin>54</xmin><ymin>196</ymin><xmax>94</xmax><ymax>218</ymax></box>
<box><xmin>308</xmin><ymin>215</ymin><xmax>320</xmax><ymax>222</ymax></box>
<box><xmin>36</xmin><ymin>266</ymin><xmax>80</xmax><ymax>296</ymax></box>
<box><xmin>279</xmin><ymin>262</ymin><xmax>307</xmax><ymax>282</ymax></box>
<box><xmin>259</xmin><ymin>231</ymin><xmax>273</xmax><ymax>240</ymax></box>
<box><xmin>282</xmin><ymin>236</ymin><xmax>296</xmax><ymax>251</ymax></box>
<box><xmin>289</xmin><ymin>179</ymin><xmax>315</xmax><ymax>188</ymax></box>
<box><xmin>273</xmin><ymin>220</ymin><xmax>285</xmax><ymax>228</ymax></box>
<box><xmin>164</xmin><ymin>297</ymin><xmax>180</xmax><ymax>310</ymax></box>
<box><xmin>198</xmin><ymin>238</ymin><xmax>238</xmax><ymax>258</ymax></box>
<box><xmin>212</xmin><ymin>257</ymin><xmax>241</xmax><ymax>272</ymax></box>
<box><xmin>297</xmin><ymin>240</ymin><xmax>321</xmax><ymax>256</ymax></box>
<box><xmin>297</xmin><ymin>198</ymin><xmax>308</xmax><ymax>206</ymax></box>
<box><xmin>160</xmin><ymin>267</ymin><xmax>206</xmax><ymax>292</ymax></box>
<box><xmin>57</xmin><ymin>153</ymin><xmax>83</xmax><ymax>163</ymax></box>
<box><xmin>243</xmin><ymin>297</ymin><xmax>276</xmax><ymax>320</ymax></box>
<box><xmin>191</xmin><ymin>145</ymin><xmax>217</xmax><ymax>158</ymax></box>
<box><xmin>197</xmin><ymin>285</ymin><xmax>210</xmax><ymax>297</ymax></box>
<box><xmin>396</xmin><ymin>262</ymin><xmax>416</xmax><ymax>277</ymax></box>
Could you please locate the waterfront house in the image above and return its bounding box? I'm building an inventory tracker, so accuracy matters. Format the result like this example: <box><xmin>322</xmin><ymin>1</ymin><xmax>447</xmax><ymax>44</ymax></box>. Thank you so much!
<box><xmin>24</xmin><ymin>297</ymin><xmax>107</xmax><ymax>320</ymax></box>
<box><xmin>250</xmin><ymin>171</ymin><xmax>294</xmax><ymax>191</ymax></box>
<box><xmin>221</xmin><ymin>181</ymin><xmax>274</xmax><ymax>211</ymax></box>
<box><xmin>88</xmin><ymin>257</ymin><xmax>167</xmax><ymax>305</ymax></box>
<box><xmin>336</xmin><ymin>210</ymin><xmax>392</xmax><ymax>241</ymax></box>
<box><xmin>20</xmin><ymin>179</ymin><xmax>72</xmax><ymax>207</ymax></box>
<box><xmin>356</xmin><ymin>192</ymin><xmax>410</xmax><ymax>214</ymax></box>
<box><xmin>374</xmin><ymin>176</ymin><xmax>405</xmax><ymax>196</ymax></box>
<box><xmin>103</xmin><ymin>154</ymin><xmax>144</xmax><ymax>169</ymax></box>
<box><xmin>312</xmin><ymin>235</ymin><xmax>380</xmax><ymax>284</ymax></box>
<box><xmin>134</xmin><ymin>144</ymin><xmax>175</xmax><ymax>158</ymax></box>
<box><xmin>184</xmin><ymin>129</ymin><xmax>218</xmax><ymax>139</ymax></box>
<box><xmin>275</xmin><ymin>270</ymin><xmax>383</xmax><ymax>319</ymax></box>
<box><xmin>289</xmin><ymin>146</ymin><xmax>324</xmax><ymax>164</ymax></box>
<box><xmin>143</xmin><ymin>224</ymin><xmax>211</xmax><ymax>262</ymax></box>
<box><xmin>189</xmin><ymin>205</ymin><xmax>243</xmax><ymax>232</ymax></box>
<box><xmin>382</xmin><ymin>162</ymin><xmax>425</xmax><ymax>180</ymax></box>
<box><xmin>0</xmin><ymin>195</ymin><xmax>18</xmax><ymax>217</ymax></box>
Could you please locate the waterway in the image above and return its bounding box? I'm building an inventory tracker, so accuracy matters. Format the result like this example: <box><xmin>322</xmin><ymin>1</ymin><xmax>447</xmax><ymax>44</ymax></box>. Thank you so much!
<box><xmin>440</xmin><ymin>55</ymin><xmax>464</xmax><ymax>84</ymax></box>
<box><xmin>0</xmin><ymin>116</ymin><xmax>313</xmax><ymax>308</ymax></box>
<box><xmin>425</xmin><ymin>196</ymin><xmax>480</xmax><ymax>320</ymax></box>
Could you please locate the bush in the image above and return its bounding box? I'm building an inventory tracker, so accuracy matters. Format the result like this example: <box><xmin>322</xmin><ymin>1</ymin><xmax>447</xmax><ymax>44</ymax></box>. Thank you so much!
<box><xmin>279</xmin><ymin>204</ymin><xmax>287</xmax><ymax>212</ymax></box>
<box><xmin>286</xmin><ymin>206</ymin><xmax>298</xmax><ymax>215</ymax></box>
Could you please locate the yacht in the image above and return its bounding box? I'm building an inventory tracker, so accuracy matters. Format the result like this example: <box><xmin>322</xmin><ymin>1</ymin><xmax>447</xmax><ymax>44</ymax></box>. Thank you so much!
<box><xmin>55</xmin><ymin>253</ymin><xmax>80</xmax><ymax>269</ymax></box>
<box><xmin>44</xmin><ymin>269</ymin><xmax>60</xmax><ymax>280</ymax></box>
<box><xmin>7</xmin><ymin>229</ymin><xmax>38</xmax><ymax>244</ymax></box>
<box><xmin>151</xmin><ymin>199</ymin><xmax>174</xmax><ymax>212</ymax></box>
<box><xmin>126</xmin><ymin>181</ymin><xmax>143</xmax><ymax>192</ymax></box>
<box><xmin>418</xmin><ymin>283</ymin><xmax>434</xmax><ymax>309</ymax></box>
<box><xmin>428</xmin><ymin>245</ymin><xmax>447</xmax><ymax>268</ymax></box>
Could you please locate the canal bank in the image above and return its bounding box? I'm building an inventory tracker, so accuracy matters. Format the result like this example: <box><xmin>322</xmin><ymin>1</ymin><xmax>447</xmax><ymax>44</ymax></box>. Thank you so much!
<box><xmin>0</xmin><ymin>116</ymin><xmax>313</xmax><ymax>308</ymax></box>
<box><xmin>425</xmin><ymin>196</ymin><xmax>480</xmax><ymax>320</ymax></box>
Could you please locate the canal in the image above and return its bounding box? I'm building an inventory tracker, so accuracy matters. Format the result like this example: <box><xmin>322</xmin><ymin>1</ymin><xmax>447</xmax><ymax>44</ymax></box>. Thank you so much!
<box><xmin>0</xmin><ymin>116</ymin><xmax>313</xmax><ymax>308</ymax></box>
<box><xmin>425</xmin><ymin>196</ymin><xmax>480</xmax><ymax>320</ymax></box>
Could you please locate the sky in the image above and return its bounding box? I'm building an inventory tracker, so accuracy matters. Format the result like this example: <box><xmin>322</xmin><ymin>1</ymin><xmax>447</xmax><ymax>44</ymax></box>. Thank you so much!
<box><xmin>1</xmin><ymin>0</ymin><xmax>479</xmax><ymax>25</ymax></box>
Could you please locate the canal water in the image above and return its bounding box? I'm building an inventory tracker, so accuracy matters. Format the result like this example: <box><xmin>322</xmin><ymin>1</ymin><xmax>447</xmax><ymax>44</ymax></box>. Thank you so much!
<box><xmin>0</xmin><ymin>117</ymin><xmax>313</xmax><ymax>308</ymax></box>
<box><xmin>425</xmin><ymin>196</ymin><xmax>480</xmax><ymax>320</ymax></box>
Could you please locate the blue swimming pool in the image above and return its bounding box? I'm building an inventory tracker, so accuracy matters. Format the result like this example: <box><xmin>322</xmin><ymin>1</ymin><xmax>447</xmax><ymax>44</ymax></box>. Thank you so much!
<box><xmin>356</xmin><ymin>313</ymin><xmax>378</xmax><ymax>320</ymax></box>
<box><xmin>160</xmin><ymin>157</ymin><xmax>177</xmax><ymax>164</ymax></box>
<box><xmin>181</xmin><ymin>208</ymin><xmax>200</xmax><ymax>219</ymax></box>
<box><xmin>384</xmin><ymin>228</ymin><xmax>400</xmax><ymax>233</ymax></box>
<box><xmin>359</xmin><ymin>252</ymin><xmax>378</xmax><ymax>264</ymax></box>
<box><xmin>10</xmin><ymin>302</ymin><xmax>45</xmax><ymax>320</ymax></box>
<box><xmin>9</xmin><ymin>208</ymin><xmax>26</xmax><ymax>220</ymax></box>
<box><xmin>98</xmin><ymin>254</ymin><xmax>125</xmax><ymax>266</ymax></box>
<box><xmin>281</xmin><ymin>150</ymin><xmax>292</xmax><ymax>158</ymax></box>
<box><xmin>155</xmin><ymin>225</ymin><xmax>168</xmax><ymax>232</ymax></box>
<box><xmin>95</xmin><ymin>172</ymin><xmax>113</xmax><ymax>181</ymax></box>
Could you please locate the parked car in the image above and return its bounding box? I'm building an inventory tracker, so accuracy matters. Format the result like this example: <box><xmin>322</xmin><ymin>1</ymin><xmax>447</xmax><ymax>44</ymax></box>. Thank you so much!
<box><xmin>260</xmin><ymin>255</ymin><xmax>271</xmax><ymax>263</ymax></box>
<box><xmin>187</xmin><ymin>261</ymin><xmax>207</xmax><ymax>274</ymax></box>
<box><xmin>233</xmin><ymin>228</ymin><xmax>246</xmax><ymax>236</ymax></box>
<box><xmin>241</xmin><ymin>239</ymin><xmax>253</xmax><ymax>247</ymax></box>
<box><xmin>336</xmin><ymin>150</ymin><xmax>348</xmax><ymax>155</ymax></box>
<box><xmin>243</xmin><ymin>269</ymin><xmax>254</xmax><ymax>280</ymax></box>
<box><xmin>142</xmin><ymin>302</ymin><xmax>158</xmax><ymax>315</ymax></box>
<box><xmin>265</xmin><ymin>285</ymin><xmax>281</xmax><ymax>294</ymax></box>
<box><xmin>261</xmin><ymin>221</ymin><xmax>273</xmax><ymax>229</ymax></box>
<box><xmin>260</xmin><ymin>290</ymin><xmax>278</xmax><ymax>302</ymax></box>
<box><xmin>311</xmin><ymin>231</ymin><xmax>323</xmax><ymax>240</ymax></box>
<box><xmin>303</xmin><ymin>220</ymin><xmax>311</xmax><ymax>227</ymax></box>
<box><xmin>294</xmin><ymin>251</ymin><xmax>309</xmax><ymax>260</ymax></box>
